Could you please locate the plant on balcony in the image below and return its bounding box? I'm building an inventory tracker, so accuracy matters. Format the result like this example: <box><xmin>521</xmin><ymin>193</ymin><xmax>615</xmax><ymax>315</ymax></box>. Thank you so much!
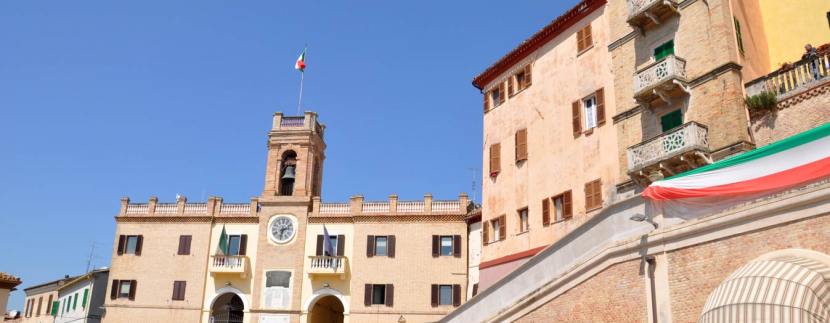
<box><xmin>745</xmin><ymin>91</ymin><xmax>777</xmax><ymax>113</ymax></box>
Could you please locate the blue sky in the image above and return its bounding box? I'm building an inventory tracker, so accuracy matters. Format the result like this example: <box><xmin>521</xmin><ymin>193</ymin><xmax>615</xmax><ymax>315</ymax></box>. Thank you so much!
<box><xmin>0</xmin><ymin>0</ymin><xmax>578</xmax><ymax>310</ymax></box>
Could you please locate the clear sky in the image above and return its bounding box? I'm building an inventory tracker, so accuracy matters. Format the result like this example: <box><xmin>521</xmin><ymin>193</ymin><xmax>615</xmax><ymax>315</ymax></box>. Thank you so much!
<box><xmin>0</xmin><ymin>0</ymin><xmax>578</xmax><ymax>311</ymax></box>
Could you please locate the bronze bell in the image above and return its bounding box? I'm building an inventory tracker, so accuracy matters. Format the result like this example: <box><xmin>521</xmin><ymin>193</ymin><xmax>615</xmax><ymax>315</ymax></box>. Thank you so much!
<box><xmin>282</xmin><ymin>165</ymin><xmax>296</xmax><ymax>179</ymax></box>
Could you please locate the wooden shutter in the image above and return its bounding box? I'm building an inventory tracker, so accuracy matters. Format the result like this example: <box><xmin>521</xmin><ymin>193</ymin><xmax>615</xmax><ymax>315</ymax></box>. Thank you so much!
<box><xmin>472</xmin><ymin>283</ymin><xmax>479</xmax><ymax>296</ymax></box>
<box><xmin>499</xmin><ymin>215</ymin><xmax>507</xmax><ymax>241</ymax></box>
<box><xmin>172</xmin><ymin>281</ymin><xmax>186</xmax><ymax>300</ymax></box>
<box><xmin>596</xmin><ymin>88</ymin><xmax>606</xmax><ymax>126</ymax></box>
<box><xmin>37</xmin><ymin>297</ymin><xmax>42</xmax><ymax>316</ymax></box>
<box><xmin>483</xmin><ymin>92</ymin><xmax>490</xmax><ymax>112</ymax></box>
<box><xmin>584</xmin><ymin>24</ymin><xmax>593</xmax><ymax>49</ymax></box>
<box><xmin>572</xmin><ymin>101</ymin><xmax>582</xmax><ymax>136</ymax></box>
<box><xmin>46</xmin><ymin>295</ymin><xmax>52</xmax><ymax>316</ymax></box>
<box><xmin>385</xmin><ymin>284</ymin><xmax>394</xmax><ymax>307</ymax></box>
<box><xmin>110</xmin><ymin>280</ymin><xmax>119</xmax><ymax>300</ymax></box>
<box><xmin>508</xmin><ymin>76</ymin><xmax>515</xmax><ymax>97</ymax></box>
<box><xmin>515</xmin><ymin>129</ymin><xmax>528</xmax><ymax>161</ymax></box>
<box><xmin>336</xmin><ymin>235</ymin><xmax>345</xmax><ymax>256</ymax></box>
<box><xmin>178</xmin><ymin>235</ymin><xmax>191</xmax><ymax>255</ymax></box>
<box><xmin>453</xmin><ymin>235</ymin><xmax>461</xmax><ymax>257</ymax></box>
<box><xmin>135</xmin><ymin>236</ymin><xmax>143</xmax><ymax>256</ymax></box>
<box><xmin>523</xmin><ymin>64</ymin><xmax>533</xmax><ymax>88</ymax></box>
<box><xmin>128</xmin><ymin>280</ymin><xmax>137</xmax><ymax>300</ymax></box>
<box><xmin>367</xmin><ymin>235</ymin><xmax>375</xmax><ymax>257</ymax></box>
<box><xmin>489</xmin><ymin>143</ymin><xmax>501</xmax><ymax>175</ymax></box>
<box><xmin>364</xmin><ymin>284</ymin><xmax>372</xmax><ymax>306</ymax></box>
<box><xmin>388</xmin><ymin>235</ymin><xmax>396</xmax><ymax>258</ymax></box>
<box><xmin>498</xmin><ymin>82</ymin><xmax>506</xmax><ymax>105</ymax></box>
<box><xmin>542</xmin><ymin>198</ymin><xmax>550</xmax><ymax>226</ymax></box>
<box><xmin>432</xmin><ymin>235</ymin><xmax>439</xmax><ymax>257</ymax></box>
<box><xmin>482</xmin><ymin>221</ymin><xmax>489</xmax><ymax>244</ymax></box>
<box><xmin>453</xmin><ymin>284</ymin><xmax>462</xmax><ymax>307</ymax></box>
<box><xmin>577</xmin><ymin>28</ymin><xmax>585</xmax><ymax>52</ymax></box>
<box><xmin>172</xmin><ymin>282</ymin><xmax>179</xmax><ymax>300</ymax></box>
<box><xmin>316</xmin><ymin>235</ymin><xmax>324</xmax><ymax>256</ymax></box>
<box><xmin>239</xmin><ymin>235</ymin><xmax>248</xmax><ymax>256</ymax></box>
<box><xmin>585</xmin><ymin>182</ymin><xmax>593</xmax><ymax>210</ymax></box>
<box><xmin>431</xmin><ymin>284</ymin><xmax>439</xmax><ymax>307</ymax></box>
<box><xmin>563</xmin><ymin>190</ymin><xmax>573</xmax><ymax>219</ymax></box>
<box><xmin>117</xmin><ymin>235</ymin><xmax>126</xmax><ymax>255</ymax></box>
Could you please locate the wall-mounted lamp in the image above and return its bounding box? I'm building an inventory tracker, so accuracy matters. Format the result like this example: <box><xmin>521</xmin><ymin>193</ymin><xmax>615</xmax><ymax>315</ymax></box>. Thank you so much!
<box><xmin>630</xmin><ymin>213</ymin><xmax>658</xmax><ymax>229</ymax></box>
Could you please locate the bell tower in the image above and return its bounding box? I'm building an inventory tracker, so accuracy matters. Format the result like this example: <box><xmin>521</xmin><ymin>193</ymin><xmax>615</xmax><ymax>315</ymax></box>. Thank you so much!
<box><xmin>262</xmin><ymin>111</ymin><xmax>326</xmax><ymax>198</ymax></box>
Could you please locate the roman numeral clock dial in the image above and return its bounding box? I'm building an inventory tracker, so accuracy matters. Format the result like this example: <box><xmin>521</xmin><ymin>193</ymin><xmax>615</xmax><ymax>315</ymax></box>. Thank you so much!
<box><xmin>269</xmin><ymin>216</ymin><xmax>295</xmax><ymax>244</ymax></box>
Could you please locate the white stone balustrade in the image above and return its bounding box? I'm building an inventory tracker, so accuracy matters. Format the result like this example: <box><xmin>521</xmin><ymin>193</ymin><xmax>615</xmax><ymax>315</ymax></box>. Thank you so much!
<box><xmin>627</xmin><ymin>122</ymin><xmax>709</xmax><ymax>173</ymax></box>
<box><xmin>633</xmin><ymin>55</ymin><xmax>687</xmax><ymax>99</ymax></box>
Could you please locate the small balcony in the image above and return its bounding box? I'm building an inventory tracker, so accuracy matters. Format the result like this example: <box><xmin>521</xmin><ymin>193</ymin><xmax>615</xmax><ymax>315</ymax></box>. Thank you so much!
<box><xmin>307</xmin><ymin>256</ymin><xmax>348</xmax><ymax>276</ymax></box>
<box><xmin>627</xmin><ymin>122</ymin><xmax>711</xmax><ymax>184</ymax></box>
<box><xmin>745</xmin><ymin>51</ymin><xmax>830</xmax><ymax>99</ymax></box>
<box><xmin>634</xmin><ymin>55</ymin><xmax>689</xmax><ymax>106</ymax></box>
<box><xmin>210</xmin><ymin>255</ymin><xmax>248</xmax><ymax>277</ymax></box>
<box><xmin>627</xmin><ymin>0</ymin><xmax>680</xmax><ymax>30</ymax></box>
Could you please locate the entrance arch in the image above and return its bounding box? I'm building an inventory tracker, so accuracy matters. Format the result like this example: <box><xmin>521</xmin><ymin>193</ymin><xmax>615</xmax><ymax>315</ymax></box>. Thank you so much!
<box><xmin>698</xmin><ymin>249</ymin><xmax>830</xmax><ymax>323</ymax></box>
<box><xmin>309</xmin><ymin>295</ymin><xmax>345</xmax><ymax>323</ymax></box>
<box><xmin>210</xmin><ymin>288</ymin><xmax>248</xmax><ymax>323</ymax></box>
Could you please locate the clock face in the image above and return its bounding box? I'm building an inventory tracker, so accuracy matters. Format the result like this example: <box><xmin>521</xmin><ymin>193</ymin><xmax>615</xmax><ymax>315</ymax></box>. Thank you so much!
<box><xmin>270</xmin><ymin>216</ymin><xmax>295</xmax><ymax>244</ymax></box>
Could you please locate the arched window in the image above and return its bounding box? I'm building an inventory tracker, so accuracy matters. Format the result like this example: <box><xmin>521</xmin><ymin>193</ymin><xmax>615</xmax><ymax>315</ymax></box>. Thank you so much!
<box><xmin>279</xmin><ymin>151</ymin><xmax>297</xmax><ymax>196</ymax></box>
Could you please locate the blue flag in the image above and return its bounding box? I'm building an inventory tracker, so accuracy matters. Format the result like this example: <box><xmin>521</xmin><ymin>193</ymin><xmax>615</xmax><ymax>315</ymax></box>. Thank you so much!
<box><xmin>323</xmin><ymin>225</ymin><xmax>336</xmax><ymax>257</ymax></box>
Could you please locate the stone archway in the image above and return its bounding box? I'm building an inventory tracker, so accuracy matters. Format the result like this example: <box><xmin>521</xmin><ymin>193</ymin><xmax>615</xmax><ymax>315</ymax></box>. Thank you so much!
<box><xmin>309</xmin><ymin>295</ymin><xmax>345</xmax><ymax>323</ymax></box>
<box><xmin>211</xmin><ymin>293</ymin><xmax>245</xmax><ymax>323</ymax></box>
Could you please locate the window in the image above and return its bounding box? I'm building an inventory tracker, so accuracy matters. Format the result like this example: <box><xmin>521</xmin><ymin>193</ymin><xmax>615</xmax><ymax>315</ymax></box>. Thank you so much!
<box><xmin>490</xmin><ymin>216</ymin><xmax>506</xmax><ymax>242</ymax></box>
<box><xmin>111</xmin><ymin>280</ymin><xmax>136</xmax><ymax>300</ymax></box>
<box><xmin>315</xmin><ymin>234</ymin><xmax>344</xmax><ymax>257</ymax></box>
<box><xmin>367</xmin><ymin>235</ymin><xmax>395</xmax><ymax>257</ymax></box>
<box><xmin>515</xmin><ymin>129</ymin><xmax>528</xmax><ymax>162</ymax></box>
<box><xmin>509</xmin><ymin>64</ymin><xmax>533</xmax><ymax>96</ymax></box>
<box><xmin>734</xmin><ymin>17</ymin><xmax>744</xmax><ymax>54</ymax></box>
<box><xmin>552</xmin><ymin>191</ymin><xmax>573</xmax><ymax>222</ymax></box>
<box><xmin>365</xmin><ymin>284</ymin><xmax>393</xmax><ymax>306</ymax></box>
<box><xmin>585</xmin><ymin>179</ymin><xmax>603</xmax><ymax>211</ymax></box>
<box><xmin>440</xmin><ymin>236</ymin><xmax>453</xmax><ymax>256</ymax></box>
<box><xmin>117</xmin><ymin>235</ymin><xmax>143</xmax><ymax>255</ymax></box>
<box><xmin>279</xmin><ymin>150</ymin><xmax>297</xmax><ymax>196</ymax></box>
<box><xmin>72</xmin><ymin>292</ymin><xmax>78</xmax><ymax>310</ymax></box>
<box><xmin>375</xmin><ymin>236</ymin><xmax>388</xmax><ymax>256</ymax></box>
<box><xmin>654</xmin><ymin>40</ymin><xmax>675</xmax><ymax>61</ymax></box>
<box><xmin>542</xmin><ymin>198</ymin><xmax>550</xmax><ymax>226</ymax></box>
<box><xmin>119</xmin><ymin>281</ymin><xmax>132</xmax><ymax>298</ymax></box>
<box><xmin>432</xmin><ymin>235</ymin><xmax>461</xmax><ymax>257</ymax></box>
<box><xmin>36</xmin><ymin>296</ymin><xmax>42</xmax><ymax>316</ymax></box>
<box><xmin>661</xmin><ymin>109</ymin><xmax>683</xmax><ymax>132</ymax></box>
<box><xmin>576</xmin><ymin>24</ymin><xmax>593</xmax><ymax>53</ymax></box>
<box><xmin>263</xmin><ymin>271</ymin><xmax>292</xmax><ymax>308</ymax></box>
<box><xmin>490</xmin><ymin>82</ymin><xmax>506</xmax><ymax>108</ymax></box>
<box><xmin>81</xmin><ymin>289</ymin><xmax>88</xmax><ymax>308</ymax></box>
<box><xmin>489</xmin><ymin>143</ymin><xmax>501</xmax><ymax>176</ymax></box>
<box><xmin>518</xmin><ymin>207</ymin><xmax>529</xmax><ymax>233</ymax></box>
<box><xmin>172</xmin><ymin>281</ymin><xmax>186</xmax><ymax>301</ymax></box>
<box><xmin>46</xmin><ymin>295</ymin><xmax>52</xmax><ymax>316</ymax></box>
<box><xmin>583</xmin><ymin>95</ymin><xmax>597</xmax><ymax>130</ymax></box>
<box><xmin>177</xmin><ymin>235</ymin><xmax>192</xmax><ymax>255</ymax></box>
<box><xmin>431</xmin><ymin>284</ymin><xmax>461</xmax><ymax>307</ymax></box>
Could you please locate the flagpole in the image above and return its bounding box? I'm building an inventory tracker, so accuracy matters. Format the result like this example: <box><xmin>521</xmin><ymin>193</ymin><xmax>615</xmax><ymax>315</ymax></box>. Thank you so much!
<box><xmin>297</xmin><ymin>70</ymin><xmax>304</xmax><ymax>115</ymax></box>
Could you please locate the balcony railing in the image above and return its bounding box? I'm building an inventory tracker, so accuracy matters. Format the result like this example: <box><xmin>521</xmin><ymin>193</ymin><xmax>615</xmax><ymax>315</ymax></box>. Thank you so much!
<box><xmin>627</xmin><ymin>0</ymin><xmax>680</xmax><ymax>28</ymax></box>
<box><xmin>280</xmin><ymin>116</ymin><xmax>305</xmax><ymax>128</ymax></box>
<box><xmin>627</xmin><ymin>122</ymin><xmax>709</xmax><ymax>173</ymax></box>
<box><xmin>634</xmin><ymin>55</ymin><xmax>688</xmax><ymax>101</ymax></box>
<box><xmin>209</xmin><ymin>255</ymin><xmax>247</xmax><ymax>275</ymax></box>
<box><xmin>745</xmin><ymin>52</ymin><xmax>830</xmax><ymax>98</ymax></box>
<box><xmin>307</xmin><ymin>256</ymin><xmax>347</xmax><ymax>275</ymax></box>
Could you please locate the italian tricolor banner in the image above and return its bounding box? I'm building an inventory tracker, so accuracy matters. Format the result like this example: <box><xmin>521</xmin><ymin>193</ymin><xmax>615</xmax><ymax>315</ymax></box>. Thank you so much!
<box><xmin>295</xmin><ymin>48</ymin><xmax>307</xmax><ymax>72</ymax></box>
<box><xmin>643</xmin><ymin>122</ymin><xmax>830</xmax><ymax>217</ymax></box>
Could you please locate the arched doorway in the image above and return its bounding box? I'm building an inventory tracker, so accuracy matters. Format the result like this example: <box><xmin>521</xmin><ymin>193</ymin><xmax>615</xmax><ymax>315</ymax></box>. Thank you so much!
<box><xmin>309</xmin><ymin>295</ymin><xmax>344</xmax><ymax>323</ymax></box>
<box><xmin>211</xmin><ymin>293</ymin><xmax>244</xmax><ymax>323</ymax></box>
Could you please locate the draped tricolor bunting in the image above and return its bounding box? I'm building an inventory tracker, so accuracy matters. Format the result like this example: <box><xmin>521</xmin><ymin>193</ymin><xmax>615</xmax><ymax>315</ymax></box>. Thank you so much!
<box><xmin>643</xmin><ymin>122</ymin><xmax>830</xmax><ymax>216</ymax></box>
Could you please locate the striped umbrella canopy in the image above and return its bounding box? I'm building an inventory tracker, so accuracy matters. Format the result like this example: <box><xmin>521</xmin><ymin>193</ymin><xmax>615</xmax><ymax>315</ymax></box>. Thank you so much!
<box><xmin>699</xmin><ymin>255</ymin><xmax>830</xmax><ymax>323</ymax></box>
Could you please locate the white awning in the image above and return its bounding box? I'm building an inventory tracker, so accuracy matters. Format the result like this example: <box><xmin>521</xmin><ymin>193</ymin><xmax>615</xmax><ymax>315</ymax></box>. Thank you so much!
<box><xmin>699</xmin><ymin>255</ymin><xmax>830</xmax><ymax>323</ymax></box>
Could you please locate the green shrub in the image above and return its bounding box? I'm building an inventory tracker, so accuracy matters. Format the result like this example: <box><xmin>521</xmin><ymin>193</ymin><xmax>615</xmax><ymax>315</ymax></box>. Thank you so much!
<box><xmin>745</xmin><ymin>91</ymin><xmax>777</xmax><ymax>112</ymax></box>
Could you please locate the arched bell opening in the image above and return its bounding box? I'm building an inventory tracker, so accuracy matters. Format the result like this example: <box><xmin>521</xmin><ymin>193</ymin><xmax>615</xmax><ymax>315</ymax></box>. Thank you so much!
<box><xmin>279</xmin><ymin>150</ymin><xmax>297</xmax><ymax>196</ymax></box>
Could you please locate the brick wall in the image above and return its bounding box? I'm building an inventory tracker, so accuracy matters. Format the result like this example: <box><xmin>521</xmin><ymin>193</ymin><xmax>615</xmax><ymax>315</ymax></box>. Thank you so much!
<box><xmin>750</xmin><ymin>81</ymin><xmax>830</xmax><ymax>147</ymax></box>
<box><xmin>515</xmin><ymin>259</ymin><xmax>648</xmax><ymax>323</ymax></box>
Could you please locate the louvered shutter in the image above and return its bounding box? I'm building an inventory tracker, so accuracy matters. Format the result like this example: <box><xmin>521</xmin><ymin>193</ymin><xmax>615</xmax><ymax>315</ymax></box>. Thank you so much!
<box><xmin>432</xmin><ymin>235</ymin><xmax>439</xmax><ymax>257</ymax></box>
<box><xmin>585</xmin><ymin>182</ymin><xmax>593</xmax><ymax>209</ymax></box>
<box><xmin>572</xmin><ymin>101</ymin><xmax>582</xmax><ymax>136</ymax></box>
<box><xmin>110</xmin><ymin>280</ymin><xmax>119</xmax><ymax>300</ymax></box>
<box><xmin>498</xmin><ymin>82</ymin><xmax>506</xmax><ymax>105</ymax></box>
<box><xmin>385</xmin><ymin>284</ymin><xmax>394</xmax><ymax>307</ymax></box>
<box><xmin>508</xmin><ymin>77</ymin><xmax>515</xmax><ymax>97</ymax></box>
<box><xmin>117</xmin><ymin>235</ymin><xmax>126</xmax><ymax>255</ymax></box>
<box><xmin>577</xmin><ymin>28</ymin><xmax>585</xmax><ymax>52</ymax></box>
<box><xmin>524</xmin><ymin>64</ymin><xmax>532</xmax><ymax>88</ymax></box>
<box><xmin>596</xmin><ymin>88</ymin><xmax>606</xmax><ymax>126</ymax></box>
<box><xmin>239</xmin><ymin>235</ymin><xmax>248</xmax><ymax>256</ymax></box>
<box><xmin>515</xmin><ymin>129</ymin><xmax>528</xmax><ymax>161</ymax></box>
<box><xmin>499</xmin><ymin>215</ymin><xmax>507</xmax><ymax>241</ymax></box>
<box><xmin>135</xmin><ymin>236</ymin><xmax>143</xmax><ymax>256</ymax></box>
<box><xmin>563</xmin><ymin>191</ymin><xmax>573</xmax><ymax>219</ymax></box>
<box><xmin>336</xmin><ymin>235</ymin><xmax>345</xmax><ymax>256</ymax></box>
<box><xmin>489</xmin><ymin>144</ymin><xmax>501</xmax><ymax>175</ymax></box>
<box><xmin>364</xmin><ymin>284</ymin><xmax>372</xmax><ymax>306</ymax></box>
<box><xmin>482</xmin><ymin>221</ymin><xmax>489</xmax><ymax>244</ymax></box>
<box><xmin>584</xmin><ymin>24</ymin><xmax>593</xmax><ymax>49</ymax></box>
<box><xmin>431</xmin><ymin>284</ymin><xmax>439</xmax><ymax>307</ymax></box>
<box><xmin>483</xmin><ymin>92</ymin><xmax>490</xmax><ymax>112</ymax></box>
<box><xmin>388</xmin><ymin>235</ymin><xmax>396</xmax><ymax>258</ymax></box>
<box><xmin>367</xmin><ymin>235</ymin><xmax>375</xmax><ymax>257</ymax></box>
<box><xmin>453</xmin><ymin>284</ymin><xmax>462</xmax><ymax>307</ymax></box>
<box><xmin>453</xmin><ymin>235</ymin><xmax>461</xmax><ymax>257</ymax></box>
<box><xmin>542</xmin><ymin>198</ymin><xmax>550</xmax><ymax>226</ymax></box>
<box><xmin>316</xmin><ymin>235</ymin><xmax>324</xmax><ymax>256</ymax></box>
<box><xmin>128</xmin><ymin>280</ymin><xmax>137</xmax><ymax>300</ymax></box>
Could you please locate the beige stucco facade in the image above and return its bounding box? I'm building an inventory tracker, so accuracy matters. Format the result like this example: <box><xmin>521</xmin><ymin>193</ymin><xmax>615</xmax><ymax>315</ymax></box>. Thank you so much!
<box><xmin>100</xmin><ymin>112</ymin><xmax>470</xmax><ymax>323</ymax></box>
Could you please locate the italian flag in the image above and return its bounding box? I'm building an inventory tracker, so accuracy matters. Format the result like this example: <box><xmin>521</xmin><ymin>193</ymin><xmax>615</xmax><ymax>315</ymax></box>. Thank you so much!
<box><xmin>643</xmin><ymin>122</ymin><xmax>830</xmax><ymax>202</ymax></box>
<box><xmin>295</xmin><ymin>48</ymin><xmax>307</xmax><ymax>72</ymax></box>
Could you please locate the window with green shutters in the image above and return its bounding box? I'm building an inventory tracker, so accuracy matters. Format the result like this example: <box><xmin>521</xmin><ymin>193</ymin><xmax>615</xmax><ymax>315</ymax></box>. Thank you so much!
<box><xmin>73</xmin><ymin>292</ymin><xmax>78</xmax><ymax>310</ymax></box>
<box><xmin>734</xmin><ymin>17</ymin><xmax>744</xmax><ymax>54</ymax></box>
<box><xmin>51</xmin><ymin>301</ymin><xmax>59</xmax><ymax>316</ymax></box>
<box><xmin>82</xmin><ymin>288</ymin><xmax>88</xmax><ymax>308</ymax></box>
<box><xmin>654</xmin><ymin>40</ymin><xmax>675</xmax><ymax>61</ymax></box>
<box><xmin>661</xmin><ymin>109</ymin><xmax>683</xmax><ymax>132</ymax></box>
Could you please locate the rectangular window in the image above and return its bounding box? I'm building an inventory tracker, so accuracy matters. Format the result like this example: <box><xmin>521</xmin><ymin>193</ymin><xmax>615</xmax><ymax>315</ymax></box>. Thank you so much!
<box><xmin>371</xmin><ymin>285</ymin><xmax>386</xmax><ymax>305</ymax></box>
<box><xmin>374</xmin><ymin>236</ymin><xmax>388</xmax><ymax>256</ymax></box>
<box><xmin>553</xmin><ymin>195</ymin><xmax>564</xmax><ymax>222</ymax></box>
<box><xmin>661</xmin><ymin>109</ymin><xmax>683</xmax><ymax>132</ymax></box>
<box><xmin>82</xmin><ymin>288</ymin><xmax>88</xmax><ymax>308</ymax></box>
<box><xmin>36</xmin><ymin>297</ymin><xmax>42</xmax><ymax>316</ymax></box>
<box><xmin>118</xmin><ymin>281</ymin><xmax>132</xmax><ymax>298</ymax></box>
<box><xmin>177</xmin><ymin>235</ymin><xmax>192</xmax><ymax>255</ymax></box>
<box><xmin>583</xmin><ymin>95</ymin><xmax>597</xmax><ymax>130</ymax></box>
<box><xmin>518</xmin><ymin>207</ymin><xmax>529</xmax><ymax>233</ymax></box>
<box><xmin>124</xmin><ymin>236</ymin><xmax>139</xmax><ymax>254</ymax></box>
<box><xmin>228</xmin><ymin>235</ymin><xmax>242</xmax><ymax>256</ymax></box>
<box><xmin>542</xmin><ymin>198</ymin><xmax>550</xmax><ymax>226</ymax></box>
<box><xmin>585</xmin><ymin>179</ymin><xmax>603</xmax><ymax>211</ymax></box>
<box><xmin>172</xmin><ymin>281</ymin><xmax>186</xmax><ymax>301</ymax></box>
<box><xmin>489</xmin><ymin>143</ymin><xmax>501</xmax><ymax>176</ymax></box>
<box><xmin>440</xmin><ymin>236</ymin><xmax>453</xmax><ymax>256</ymax></box>
<box><xmin>324</xmin><ymin>235</ymin><xmax>339</xmax><ymax>256</ymax></box>
<box><xmin>552</xmin><ymin>191</ymin><xmax>573</xmax><ymax>221</ymax></box>
<box><xmin>439</xmin><ymin>285</ymin><xmax>453</xmax><ymax>305</ymax></box>
<box><xmin>490</xmin><ymin>217</ymin><xmax>504</xmax><ymax>242</ymax></box>
<box><xmin>577</xmin><ymin>24</ymin><xmax>593</xmax><ymax>53</ymax></box>
<box><xmin>654</xmin><ymin>40</ymin><xmax>675</xmax><ymax>61</ymax></box>
<box><xmin>46</xmin><ymin>295</ymin><xmax>52</xmax><ymax>316</ymax></box>
<box><xmin>72</xmin><ymin>292</ymin><xmax>78</xmax><ymax>310</ymax></box>
<box><xmin>264</xmin><ymin>270</ymin><xmax>292</xmax><ymax>309</ymax></box>
<box><xmin>515</xmin><ymin>129</ymin><xmax>528</xmax><ymax>162</ymax></box>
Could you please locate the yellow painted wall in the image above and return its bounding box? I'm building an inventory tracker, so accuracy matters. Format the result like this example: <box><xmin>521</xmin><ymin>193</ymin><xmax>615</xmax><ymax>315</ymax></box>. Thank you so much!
<box><xmin>759</xmin><ymin>0</ymin><xmax>830</xmax><ymax>67</ymax></box>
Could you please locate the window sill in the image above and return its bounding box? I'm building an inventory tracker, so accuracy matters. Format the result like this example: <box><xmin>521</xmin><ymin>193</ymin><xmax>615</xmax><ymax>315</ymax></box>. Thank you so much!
<box><xmin>577</xmin><ymin>45</ymin><xmax>594</xmax><ymax>57</ymax></box>
<box><xmin>583</xmin><ymin>128</ymin><xmax>595</xmax><ymax>136</ymax></box>
<box><xmin>516</xmin><ymin>230</ymin><xmax>530</xmax><ymax>236</ymax></box>
<box><xmin>586</xmin><ymin>205</ymin><xmax>603</xmax><ymax>213</ymax></box>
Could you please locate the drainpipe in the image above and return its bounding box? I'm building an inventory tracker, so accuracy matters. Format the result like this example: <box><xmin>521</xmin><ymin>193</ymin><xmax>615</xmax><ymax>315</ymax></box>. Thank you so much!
<box><xmin>646</xmin><ymin>255</ymin><xmax>658</xmax><ymax>323</ymax></box>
